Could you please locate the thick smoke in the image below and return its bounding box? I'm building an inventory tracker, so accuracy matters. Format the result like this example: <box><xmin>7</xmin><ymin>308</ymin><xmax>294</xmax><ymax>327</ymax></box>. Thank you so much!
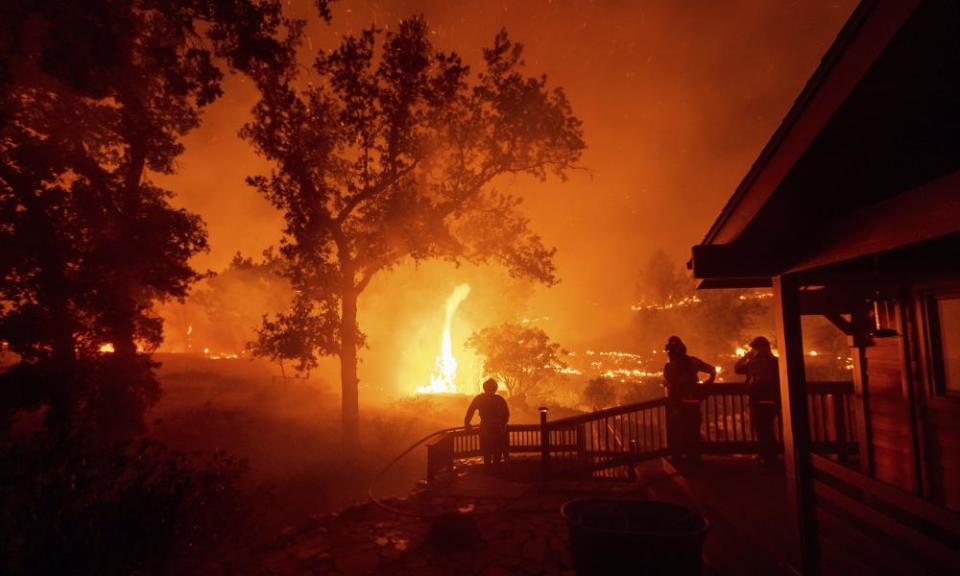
<box><xmin>155</xmin><ymin>0</ymin><xmax>856</xmax><ymax>397</ymax></box>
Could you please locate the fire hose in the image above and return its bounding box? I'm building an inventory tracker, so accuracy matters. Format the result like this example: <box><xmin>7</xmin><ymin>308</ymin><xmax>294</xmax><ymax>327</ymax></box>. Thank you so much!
<box><xmin>367</xmin><ymin>424</ymin><xmax>549</xmax><ymax>520</ymax></box>
<box><xmin>366</xmin><ymin>425</ymin><xmax>461</xmax><ymax>518</ymax></box>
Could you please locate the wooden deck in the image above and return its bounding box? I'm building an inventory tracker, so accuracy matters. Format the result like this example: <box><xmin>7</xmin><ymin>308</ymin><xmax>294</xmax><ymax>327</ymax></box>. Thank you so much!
<box><xmin>637</xmin><ymin>456</ymin><xmax>797</xmax><ymax>575</ymax></box>
<box><xmin>437</xmin><ymin>455</ymin><xmax>804</xmax><ymax>575</ymax></box>
<box><xmin>419</xmin><ymin>386</ymin><xmax>862</xmax><ymax>574</ymax></box>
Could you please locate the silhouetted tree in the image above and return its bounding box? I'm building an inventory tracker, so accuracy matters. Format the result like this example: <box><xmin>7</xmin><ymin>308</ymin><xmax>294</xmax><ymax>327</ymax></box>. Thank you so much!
<box><xmin>467</xmin><ymin>323</ymin><xmax>567</xmax><ymax>407</ymax></box>
<box><xmin>620</xmin><ymin>381</ymin><xmax>664</xmax><ymax>405</ymax></box>
<box><xmin>631</xmin><ymin>250</ymin><xmax>771</xmax><ymax>362</ymax></box>
<box><xmin>0</xmin><ymin>0</ymin><xmax>318</xmax><ymax>441</ymax></box>
<box><xmin>634</xmin><ymin>249</ymin><xmax>693</xmax><ymax>307</ymax></box>
<box><xmin>581</xmin><ymin>376</ymin><xmax>616</xmax><ymax>410</ymax></box>
<box><xmin>243</xmin><ymin>17</ymin><xmax>584</xmax><ymax>444</ymax></box>
<box><xmin>188</xmin><ymin>250</ymin><xmax>292</xmax><ymax>356</ymax></box>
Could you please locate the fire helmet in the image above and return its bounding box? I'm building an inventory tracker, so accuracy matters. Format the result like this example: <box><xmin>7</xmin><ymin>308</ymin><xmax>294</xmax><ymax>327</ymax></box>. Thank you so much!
<box><xmin>665</xmin><ymin>336</ymin><xmax>687</xmax><ymax>355</ymax></box>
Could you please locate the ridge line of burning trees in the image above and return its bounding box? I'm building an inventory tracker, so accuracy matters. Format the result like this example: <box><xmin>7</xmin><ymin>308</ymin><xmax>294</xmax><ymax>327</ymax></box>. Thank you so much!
<box><xmin>465</xmin><ymin>250</ymin><xmax>852</xmax><ymax>413</ymax></box>
<box><xmin>629</xmin><ymin>250</ymin><xmax>854</xmax><ymax>386</ymax></box>
<box><xmin>464</xmin><ymin>251</ymin><xmax>782</xmax><ymax>412</ymax></box>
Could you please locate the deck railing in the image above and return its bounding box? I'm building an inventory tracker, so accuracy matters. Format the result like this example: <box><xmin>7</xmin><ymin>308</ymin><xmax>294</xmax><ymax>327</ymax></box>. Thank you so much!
<box><xmin>700</xmin><ymin>381</ymin><xmax>857</xmax><ymax>455</ymax></box>
<box><xmin>426</xmin><ymin>380</ymin><xmax>856</xmax><ymax>482</ymax></box>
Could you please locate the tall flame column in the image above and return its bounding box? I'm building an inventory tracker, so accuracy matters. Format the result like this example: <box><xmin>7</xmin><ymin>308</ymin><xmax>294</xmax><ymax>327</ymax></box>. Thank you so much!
<box><xmin>418</xmin><ymin>284</ymin><xmax>471</xmax><ymax>394</ymax></box>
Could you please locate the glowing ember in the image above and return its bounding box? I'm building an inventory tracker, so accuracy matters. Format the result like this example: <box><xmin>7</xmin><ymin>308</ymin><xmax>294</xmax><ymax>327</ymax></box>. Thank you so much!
<box><xmin>98</xmin><ymin>343</ymin><xmax>115</xmax><ymax>353</ymax></box>
<box><xmin>417</xmin><ymin>284</ymin><xmax>471</xmax><ymax>394</ymax></box>
<box><xmin>630</xmin><ymin>295</ymin><xmax>701</xmax><ymax>312</ymax></box>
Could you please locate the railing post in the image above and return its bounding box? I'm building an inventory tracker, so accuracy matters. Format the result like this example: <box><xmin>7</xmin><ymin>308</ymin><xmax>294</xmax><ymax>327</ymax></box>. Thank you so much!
<box><xmin>628</xmin><ymin>439</ymin><xmax>638</xmax><ymax>480</ymax></box>
<box><xmin>665</xmin><ymin>397</ymin><xmax>680</xmax><ymax>456</ymax></box>
<box><xmin>426</xmin><ymin>432</ymin><xmax>453</xmax><ymax>485</ymax></box>
<box><xmin>832</xmin><ymin>391</ymin><xmax>848</xmax><ymax>462</ymax></box>
<box><xmin>576</xmin><ymin>423</ymin><xmax>586</xmax><ymax>460</ymax></box>
<box><xmin>427</xmin><ymin>442</ymin><xmax>437</xmax><ymax>484</ymax></box>
<box><xmin>539</xmin><ymin>406</ymin><xmax>550</xmax><ymax>485</ymax></box>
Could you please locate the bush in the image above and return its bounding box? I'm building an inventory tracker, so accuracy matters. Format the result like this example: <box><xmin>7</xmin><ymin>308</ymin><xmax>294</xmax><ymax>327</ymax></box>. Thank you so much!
<box><xmin>0</xmin><ymin>434</ymin><xmax>257</xmax><ymax>576</ymax></box>
<box><xmin>620</xmin><ymin>380</ymin><xmax>665</xmax><ymax>405</ymax></box>
<box><xmin>581</xmin><ymin>377</ymin><xmax>616</xmax><ymax>410</ymax></box>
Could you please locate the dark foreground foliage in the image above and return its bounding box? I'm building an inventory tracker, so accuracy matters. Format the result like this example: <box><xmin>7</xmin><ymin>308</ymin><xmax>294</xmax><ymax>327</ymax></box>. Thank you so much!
<box><xmin>0</xmin><ymin>434</ymin><xmax>258</xmax><ymax>576</ymax></box>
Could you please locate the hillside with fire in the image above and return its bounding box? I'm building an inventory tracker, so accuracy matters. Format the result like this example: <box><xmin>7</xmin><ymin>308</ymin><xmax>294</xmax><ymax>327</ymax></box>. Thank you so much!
<box><xmin>7</xmin><ymin>1</ymin><xmax>960</xmax><ymax>575</ymax></box>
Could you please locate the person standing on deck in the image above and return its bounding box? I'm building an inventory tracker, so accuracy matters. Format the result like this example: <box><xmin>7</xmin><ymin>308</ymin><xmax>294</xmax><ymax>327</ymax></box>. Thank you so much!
<box><xmin>464</xmin><ymin>378</ymin><xmax>510</xmax><ymax>470</ymax></box>
<box><xmin>735</xmin><ymin>336</ymin><xmax>781</xmax><ymax>465</ymax></box>
<box><xmin>663</xmin><ymin>336</ymin><xmax>716</xmax><ymax>462</ymax></box>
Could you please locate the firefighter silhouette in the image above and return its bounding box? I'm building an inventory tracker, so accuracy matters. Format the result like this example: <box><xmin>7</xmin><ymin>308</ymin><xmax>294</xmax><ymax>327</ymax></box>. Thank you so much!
<box><xmin>464</xmin><ymin>378</ymin><xmax>510</xmax><ymax>469</ymax></box>
<box><xmin>663</xmin><ymin>336</ymin><xmax>715</xmax><ymax>462</ymax></box>
<box><xmin>735</xmin><ymin>336</ymin><xmax>781</xmax><ymax>465</ymax></box>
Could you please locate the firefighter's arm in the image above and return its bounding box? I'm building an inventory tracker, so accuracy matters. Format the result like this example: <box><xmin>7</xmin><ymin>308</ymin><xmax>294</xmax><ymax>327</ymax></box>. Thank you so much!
<box><xmin>734</xmin><ymin>355</ymin><xmax>750</xmax><ymax>375</ymax></box>
<box><xmin>698</xmin><ymin>358</ymin><xmax>717</xmax><ymax>384</ymax></box>
<box><xmin>464</xmin><ymin>397</ymin><xmax>478</xmax><ymax>428</ymax></box>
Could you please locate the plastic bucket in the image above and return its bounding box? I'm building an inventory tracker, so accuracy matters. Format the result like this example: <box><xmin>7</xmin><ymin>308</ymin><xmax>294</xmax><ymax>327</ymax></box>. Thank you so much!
<box><xmin>561</xmin><ymin>498</ymin><xmax>709</xmax><ymax>576</ymax></box>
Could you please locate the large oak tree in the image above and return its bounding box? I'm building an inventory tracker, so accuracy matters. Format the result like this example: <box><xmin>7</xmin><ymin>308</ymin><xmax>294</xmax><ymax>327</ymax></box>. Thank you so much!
<box><xmin>244</xmin><ymin>16</ymin><xmax>584</xmax><ymax>445</ymax></box>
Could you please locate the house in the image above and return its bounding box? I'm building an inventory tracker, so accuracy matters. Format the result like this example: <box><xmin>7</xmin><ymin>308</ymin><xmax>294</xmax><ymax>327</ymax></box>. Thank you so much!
<box><xmin>691</xmin><ymin>0</ymin><xmax>960</xmax><ymax>573</ymax></box>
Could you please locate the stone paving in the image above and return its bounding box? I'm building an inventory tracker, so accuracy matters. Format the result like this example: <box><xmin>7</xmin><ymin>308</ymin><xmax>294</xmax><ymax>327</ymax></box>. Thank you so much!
<box><xmin>258</xmin><ymin>467</ymin><xmax>656</xmax><ymax>576</ymax></box>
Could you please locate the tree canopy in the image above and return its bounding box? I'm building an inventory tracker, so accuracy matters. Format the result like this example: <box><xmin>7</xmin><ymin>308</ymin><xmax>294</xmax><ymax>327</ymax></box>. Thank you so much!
<box><xmin>581</xmin><ymin>376</ymin><xmax>616</xmax><ymax>410</ymax></box>
<box><xmin>631</xmin><ymin>249</ymin><xmax>772</xmax><ymax>362</ymax></box>
<box><xmin>243</xmin><ymin>16</ymin><xmax>585</xmax><ymax>443</ymax></box>
<box><xmin>467</xmin><ymin>323</ymin><xmax>567</xmax><ymax>405</ymax></box>
<box><xmin>0</xmin><ymin>0</ymin><xmax>312</xmax><ymax>442</ymax></box>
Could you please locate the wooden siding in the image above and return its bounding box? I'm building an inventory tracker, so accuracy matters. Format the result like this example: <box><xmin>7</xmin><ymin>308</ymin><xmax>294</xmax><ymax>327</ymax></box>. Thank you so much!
<box><xmin>813</xmin><ymin>455</ymin><xmax>960</xmax><ymax>575</ymax></box>
<box><xmin>864</xmin><ymin>337</ymin><xmax>916</xmax><ymax>492</ymax></box>
<box><xmin>925</xmin><ymin>396</ymin><xmax>960</xmax><ymax>511</ymax></box>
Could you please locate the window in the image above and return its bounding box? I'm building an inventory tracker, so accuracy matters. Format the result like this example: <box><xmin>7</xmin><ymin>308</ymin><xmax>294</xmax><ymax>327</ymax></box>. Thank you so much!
<box><xmin>935</xmin><ymin>296</ymin><xmax>960</xmax><ymax>394</ymax></box>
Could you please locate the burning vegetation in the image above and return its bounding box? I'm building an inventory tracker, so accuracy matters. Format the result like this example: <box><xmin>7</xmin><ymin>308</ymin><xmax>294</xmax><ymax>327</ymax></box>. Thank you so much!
<box><xmin>418</xmin><ymin>284</ymin><xmax>473</xmax><ymax>395</ymax></box>
<box><xmin>0</xmin><ymin>1</ymin><xmax>861</xmax><ymax>574</ymax></box>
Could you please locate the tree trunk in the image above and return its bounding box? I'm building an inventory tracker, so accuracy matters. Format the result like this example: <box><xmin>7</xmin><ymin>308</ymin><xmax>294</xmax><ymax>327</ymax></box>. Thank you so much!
<box><xmin>339</xmin><ymin>286</ymin><xmax>361</xmax><ymax>449</ymax></box>
<box><xmin>112</xmin><ymin>304</ymin><xmax>138</xmax><ymax>360</ymax></box>
<box><xmin>43</xmin><ymin>242</ymin><xmax>78</xmax><ymax>438</ymax></box>
<box><xmin>47</xmin><ymin>293</ymin><xmax>78</xmax><ymax>438</ymax></box>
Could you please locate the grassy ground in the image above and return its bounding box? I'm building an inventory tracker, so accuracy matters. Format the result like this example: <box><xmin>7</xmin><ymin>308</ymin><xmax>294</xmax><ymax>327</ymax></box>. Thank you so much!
<box><xmin>150</xmin><ymin>354</ymin><xmax>468</xmax><ymax>533</ymax></box>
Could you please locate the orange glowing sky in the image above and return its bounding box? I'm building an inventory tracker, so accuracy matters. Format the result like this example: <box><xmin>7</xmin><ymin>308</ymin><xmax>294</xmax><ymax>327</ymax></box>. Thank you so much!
<box><xmin>157</xmin><ymin>0</ymin><xmax>855</xmax><ymax>354</ymax></box>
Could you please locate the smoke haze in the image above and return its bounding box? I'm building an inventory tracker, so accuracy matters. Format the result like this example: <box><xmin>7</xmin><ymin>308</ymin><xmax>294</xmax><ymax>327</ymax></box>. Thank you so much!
<box><xmin>154</xmin><ymin>0</ymin><xmax>856</xmax><ymax>396</ymax></box>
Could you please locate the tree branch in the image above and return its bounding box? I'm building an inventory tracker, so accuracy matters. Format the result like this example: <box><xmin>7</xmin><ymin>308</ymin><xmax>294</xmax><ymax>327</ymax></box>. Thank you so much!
<box><xmin>334</xmin><ymin>157</ymin><xmax>420</xmax><ymax>223</ymax></box>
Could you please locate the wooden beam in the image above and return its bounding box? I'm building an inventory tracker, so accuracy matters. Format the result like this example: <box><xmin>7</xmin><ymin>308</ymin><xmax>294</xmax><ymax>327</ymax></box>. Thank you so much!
<box><xmin>850</xmin><ymin>333</ymin><xmax>873</xmax><ymax>476</ymax></box>
<box><xmin>697</xmin><ymin>277</ymin><xmax>773</xmax><ymax>289</ymax></box>
<box><xmin>824</xmin><ymin>313</ymin><xmax>855</xmax><ymax>335</ymax></box>
<box><xmin>774</xmin><ymin>274</ymin><xmax>821</xmax><ymax>574</ymax></box>
<box><xmin>798</xmin><ymin>287</ymin><xmax>865</xmax><ymax>315</ymax></box>
<box><xmin>691</xmin><ymin>243</ymin><xmax>776</xmax><ymax>280</ymax></box>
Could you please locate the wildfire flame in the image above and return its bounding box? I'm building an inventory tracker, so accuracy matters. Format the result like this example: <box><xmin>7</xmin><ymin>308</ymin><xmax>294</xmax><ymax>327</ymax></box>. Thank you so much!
<box><xmin>417</xmin><ymin>284</ymin><xmax>471</xmax><ymax>394</ymax></box>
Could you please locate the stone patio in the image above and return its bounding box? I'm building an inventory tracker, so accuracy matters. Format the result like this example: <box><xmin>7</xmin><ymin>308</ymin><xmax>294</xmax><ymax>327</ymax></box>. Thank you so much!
<box><xmin>258</xmin><ymin>456</ymin><xmax>794</xmax><ymax>575</ymax></box>
<box><xmin>258</xmin><ymin>464</ymin><xmax>664</xmax><ymax>576</ymax></box>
